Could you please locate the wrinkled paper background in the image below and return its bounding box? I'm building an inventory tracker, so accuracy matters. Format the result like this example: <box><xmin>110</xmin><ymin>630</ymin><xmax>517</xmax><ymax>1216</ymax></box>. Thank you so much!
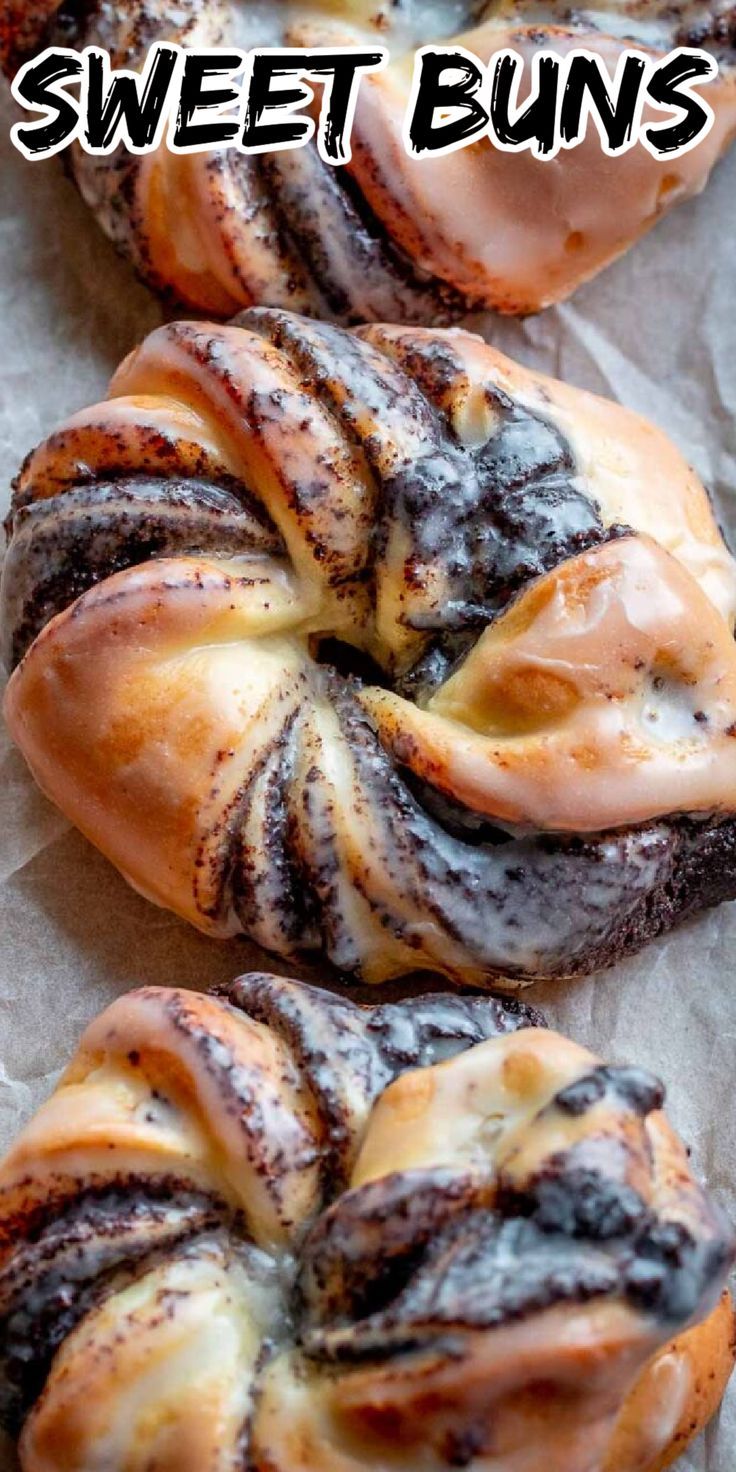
<box><xmin>1</xmin><ymin>84</ymin><xmax>736</xmax><ymax>1469</ymax></box>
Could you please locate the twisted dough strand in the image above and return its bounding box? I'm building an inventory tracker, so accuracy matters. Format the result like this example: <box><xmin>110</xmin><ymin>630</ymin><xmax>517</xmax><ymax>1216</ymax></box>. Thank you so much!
<box><xmin>5</xmin><ymin>311</ymin><xmax>736</xmax><ymax>984</ymax></box>
<box><xmin>3</xmin><ymin>1</ymin><xmax>736</xmax><ymax>318</ymax></box>
<box><xmin>0</xmin><ymin>975</ymin><xmax>732</xmax><ymax>1472</ymax></box>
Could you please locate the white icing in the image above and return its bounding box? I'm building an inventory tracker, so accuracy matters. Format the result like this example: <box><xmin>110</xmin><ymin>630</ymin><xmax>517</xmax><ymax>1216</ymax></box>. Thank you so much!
<box><xmin>635</xmin><ymin>1349</ymin><xmax>694</xmax><ymax>1463</ymax></box>
<box><xmin>3</xmin><ymin>985</ymin><xmax>720</xmax><ymax>1472</ymax></box>
<box><xmin>7</xmin><ymin>319</ymin><xmax>736</xmax><ymax>984</ymax></box>
<box><xmin>72</xmin><ymin>0</ymin><xmax>736</xmax><ymax>315</ymax></box>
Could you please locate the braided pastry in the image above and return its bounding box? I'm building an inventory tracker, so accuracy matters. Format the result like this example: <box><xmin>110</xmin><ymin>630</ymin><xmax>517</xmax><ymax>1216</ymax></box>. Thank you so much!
<box><xmin>0</xmin><ymin>973</ymin><xmax>732</xmax><ymax>1472</ymax></box>
<box><xmin>5</xmin><ymin>311</ymin><xmax>736</xmax><ymax>985</ymax></box>
<box><xmin>3</xmin><ymin>1</ymin><xmax>736</xmax><ymax>318</ymax></box>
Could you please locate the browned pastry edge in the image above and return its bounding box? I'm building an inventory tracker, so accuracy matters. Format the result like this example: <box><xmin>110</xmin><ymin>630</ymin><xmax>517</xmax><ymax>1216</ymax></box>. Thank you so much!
<box><xmin>3</xmin><ymin>1</ymin><xmax>736</xmax><ymax>320</ymax></box>
<box><xmin>606</xmin><ymin>1290</ymin><xmax>736</xmax><ymax>1472</ymax></box>
<box><xmin>4</xmin><ymin>312</ymin><xmax>736</xmax><ymax>985</ymax></box>
<box><xmin>0</xmin><ymin>975</ymin><xmax>733</xmax><ymax>1472</ymax></box>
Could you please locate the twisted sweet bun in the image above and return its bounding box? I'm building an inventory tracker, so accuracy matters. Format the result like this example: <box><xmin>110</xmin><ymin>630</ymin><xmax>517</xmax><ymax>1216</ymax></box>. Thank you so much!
<box><xmin>3</xmin><ymin>1</ymin><xmax>736</xmax><ymax>318</ymax></box>
<box><xmin>7</xmin><ymin>312</ymin><xmax>736</xmax><ymax>983</ymax></box>
<box><xmin>5</xmin><ymin>311</ymin><xmax>736</xmax><ymax>985</ymax></box>
<box><xmin>0</xmin><ymin>973</ymin><xmax>732</xmax><ymax>1472</ymax></box>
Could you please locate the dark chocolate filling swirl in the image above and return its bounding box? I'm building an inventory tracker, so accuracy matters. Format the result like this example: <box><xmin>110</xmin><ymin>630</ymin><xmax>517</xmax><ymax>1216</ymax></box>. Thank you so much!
<box><xmin>5</xmin><ymin>0</ymin><xmax>736</xmax><ymax>324</ymax></box>
<box><xmin>0</xmin><ymin>978</ymin><xmax>542</xmax><ymax>1434</ymax></box>
<box><xmin>4</xmin><ymin>310</ymin><xmax>736</xmax><ymax>984</ymax></box>
<box><xmin>0</xmin><ymin>977</ymin><xmax>732</xmax><ymax>1455</ymax></box>
<box><xmin>3</xmin><ymin>318</ymin><xmax>605</xmax><ymax>671</ymax></box>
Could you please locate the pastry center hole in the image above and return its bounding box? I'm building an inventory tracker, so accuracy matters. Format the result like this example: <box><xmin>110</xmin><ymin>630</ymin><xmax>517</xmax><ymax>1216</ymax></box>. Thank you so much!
<box><xmin>311</xmin><ymin>636</ymin><xmax>392</xmax><ymax>690</ymax></box>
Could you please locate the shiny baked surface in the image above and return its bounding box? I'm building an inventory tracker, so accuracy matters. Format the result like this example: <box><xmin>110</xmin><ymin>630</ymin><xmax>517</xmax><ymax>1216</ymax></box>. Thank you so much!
<box><xmin>0</xmin><ymin>973</ymin><xmax>732</xmax><ymax>1472</ymax></box>
<box><xmin>3</xmin><ymin>1</ymin><xmax>736</xmax><ymax>317</ymax></box>
<box><xmin>5</xmin><ymin>311</ymin><xmax>736</xmax><ymax>984</ymax></box>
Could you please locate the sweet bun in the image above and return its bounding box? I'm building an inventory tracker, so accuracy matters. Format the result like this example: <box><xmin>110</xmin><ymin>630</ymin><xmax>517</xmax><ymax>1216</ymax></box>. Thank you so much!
<box><xmin>5</xmin><ymin>311</ymin><xmax>736</xmax><ymax>985</ymax></box>
<box><xmin>2</xmin><ymin>0</ymin><xmax>736</xmax><ymax>318</ymax></box>
<box><xmin>0</xmin><ymin>974</ymin><xmax>732</xmax><ymax>1472</ymax></box>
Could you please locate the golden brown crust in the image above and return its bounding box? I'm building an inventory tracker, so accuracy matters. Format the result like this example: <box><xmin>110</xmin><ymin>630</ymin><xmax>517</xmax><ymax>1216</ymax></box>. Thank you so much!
<box><xmin>0</xmin><ymin>975</ymin><xmax>732</xmax><ymax>1472</ymax></box>
<box><xmin>4</xmin><ymin>313</ymin><xmax>736</xmax><ymax>985</ymax></box>
<box><xmin>4</xmin><ymin>1</ymin><xmax>736</xmax><ymax>318</ymax></box>
<box><xmin>606</xmin><ymin>1290</ymin><xmax>736</xmax><ymax>1472</ymax></box>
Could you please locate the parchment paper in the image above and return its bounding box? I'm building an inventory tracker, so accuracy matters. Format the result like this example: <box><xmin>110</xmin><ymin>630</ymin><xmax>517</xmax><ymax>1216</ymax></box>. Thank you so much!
<box><xmin>1</xmin><ymin>84</ymin><xmax>736</xmax><ymax>1469</ymax></box>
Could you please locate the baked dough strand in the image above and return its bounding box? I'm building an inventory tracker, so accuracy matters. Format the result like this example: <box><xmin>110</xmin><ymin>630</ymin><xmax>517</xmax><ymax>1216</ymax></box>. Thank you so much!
<box><xmin>4</xmin><ymin>313</ymin><xmax>736</xmax><ymax>984</ymax></box>
<box><xmin>0</xmin><ymin>975</ymin><xmax>732</xmax><ymax>1472</ymax></box>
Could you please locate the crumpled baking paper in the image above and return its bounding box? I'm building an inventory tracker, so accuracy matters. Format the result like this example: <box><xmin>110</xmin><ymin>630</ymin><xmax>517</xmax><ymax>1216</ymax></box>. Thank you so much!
<box><xmin>1</xmin><ymin>83</ymin><xmax>735</xmax><ymax>1470</ymax></box>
